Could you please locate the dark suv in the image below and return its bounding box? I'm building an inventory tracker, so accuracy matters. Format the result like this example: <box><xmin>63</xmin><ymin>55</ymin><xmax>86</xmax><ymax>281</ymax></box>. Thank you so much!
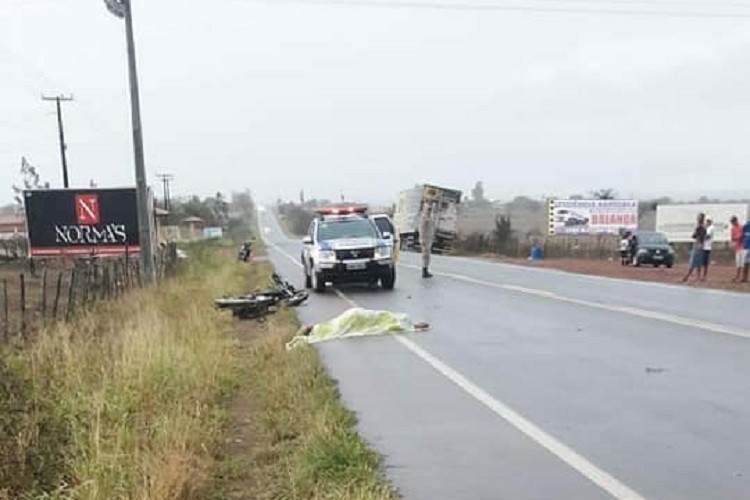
<box><xmin>633</xmin><ymin>231</ymin><xmax>675</xmax><ymax>268</ymax></box>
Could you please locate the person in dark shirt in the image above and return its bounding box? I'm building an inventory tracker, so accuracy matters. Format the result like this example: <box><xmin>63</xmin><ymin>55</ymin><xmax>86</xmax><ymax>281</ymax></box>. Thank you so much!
<box><xmin>682</xmin><ymin>213</ymin><xmax>706</xmax><ymax>283</ymax></box>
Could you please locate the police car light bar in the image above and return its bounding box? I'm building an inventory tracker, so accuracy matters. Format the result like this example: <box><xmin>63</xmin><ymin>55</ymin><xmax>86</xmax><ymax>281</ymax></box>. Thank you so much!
<box><xmin>314</xmin><ymin>204</ymin><xmax>368</xmax><ymax>216</ymax></box>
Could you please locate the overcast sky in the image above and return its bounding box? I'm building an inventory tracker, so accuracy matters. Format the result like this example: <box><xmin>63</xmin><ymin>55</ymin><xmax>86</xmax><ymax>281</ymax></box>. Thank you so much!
<box><xmin>3</xmin><ymin>0</ymin><xmax>750</xmax><ymax>205</ymax></box>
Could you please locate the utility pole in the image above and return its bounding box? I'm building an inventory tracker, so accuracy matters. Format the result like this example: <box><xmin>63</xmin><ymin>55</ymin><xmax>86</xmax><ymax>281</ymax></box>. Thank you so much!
<box><xmin>156</xmin><ymin>173</ymin><xmax>173</xmax><ymax>211</ymax></box>
<box><xmin>41</xmin><ymin>94</ymin><xmax>74</xmax><ymax>188</ymax></box>
<box><xmin>104</xmin><ymin>0</ymin><xmax>155</xmax><ymax>283</ymax></box>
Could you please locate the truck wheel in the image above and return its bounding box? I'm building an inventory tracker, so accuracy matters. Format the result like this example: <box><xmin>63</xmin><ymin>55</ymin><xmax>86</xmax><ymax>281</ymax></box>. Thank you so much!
<box><xmin>312</xmin><ymin>272</ymin><xmax>325</xmax><ymax>293</ymax></box>
<box><xmin>381</xmin><ymin>268</ymin><xmax>396</xmax><ymax>290</ymax></box>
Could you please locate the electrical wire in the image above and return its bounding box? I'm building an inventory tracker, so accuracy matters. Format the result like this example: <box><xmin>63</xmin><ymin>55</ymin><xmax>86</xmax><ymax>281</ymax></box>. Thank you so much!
<box><xmin>244</xmin><ymin>0</ymin><xmax>750</xmax><ymax>18</ymax></box>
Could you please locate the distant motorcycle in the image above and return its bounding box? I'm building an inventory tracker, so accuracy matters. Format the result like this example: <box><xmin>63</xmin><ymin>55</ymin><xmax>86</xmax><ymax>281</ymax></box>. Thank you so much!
<box><xmin>238</xmin><ymin>242</ymin><xmax>252</xmax><ymax>262</ymax></box>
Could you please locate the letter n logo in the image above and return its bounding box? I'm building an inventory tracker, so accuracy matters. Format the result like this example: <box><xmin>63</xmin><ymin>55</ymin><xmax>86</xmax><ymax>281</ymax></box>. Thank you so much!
<box><xmin>75</xmin><ymin>194</ymin><xmax>100</xmax><ymax>225</ymax></box>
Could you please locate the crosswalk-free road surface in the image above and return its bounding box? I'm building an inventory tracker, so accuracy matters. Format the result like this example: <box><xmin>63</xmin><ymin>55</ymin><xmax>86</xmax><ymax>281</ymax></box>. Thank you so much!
<box><xmin>260</xmin><ymin>208</ymin><xmax>750</xmax><ymax>500</ymax></box>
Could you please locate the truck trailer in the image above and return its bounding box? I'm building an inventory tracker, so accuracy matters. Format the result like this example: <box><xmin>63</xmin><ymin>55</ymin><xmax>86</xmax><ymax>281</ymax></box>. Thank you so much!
<box><xmin>393</xmin><ymin>184</ymin><xmax>462</xmax><ymax>253</ymax></box>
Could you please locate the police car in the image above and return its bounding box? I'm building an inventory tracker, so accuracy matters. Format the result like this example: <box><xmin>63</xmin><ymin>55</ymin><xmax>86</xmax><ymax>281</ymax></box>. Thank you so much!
<box><xmin>301</xmin><ymin>205</ymin><xmax>396</xmax><ymax>292</ymax></box>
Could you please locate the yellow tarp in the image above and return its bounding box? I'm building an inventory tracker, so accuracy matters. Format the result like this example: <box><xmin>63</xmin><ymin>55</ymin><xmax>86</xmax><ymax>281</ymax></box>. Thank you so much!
<box><xmin>286</xmin><ymin>308</ymin><xmax>421</xmax><ymax>350</ymax></box>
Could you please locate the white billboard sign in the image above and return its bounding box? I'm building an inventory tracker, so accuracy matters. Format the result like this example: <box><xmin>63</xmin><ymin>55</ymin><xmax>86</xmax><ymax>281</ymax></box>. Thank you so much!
<box><xmin>656</xmin><ymin>203</ymin><xmax>750</xmax><ymax>243</ymax></box>
<box><xmin>549</xmin><ymin>199</ymin><xmax>638</xmax><ymax>236</ymax></box>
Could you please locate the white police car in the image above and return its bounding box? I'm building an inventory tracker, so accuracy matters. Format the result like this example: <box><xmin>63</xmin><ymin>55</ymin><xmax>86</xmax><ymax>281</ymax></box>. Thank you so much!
<box><xmin>301</xmin><ymin>205</ymin><xmax>396</xmax><ymax>292</ymax></box>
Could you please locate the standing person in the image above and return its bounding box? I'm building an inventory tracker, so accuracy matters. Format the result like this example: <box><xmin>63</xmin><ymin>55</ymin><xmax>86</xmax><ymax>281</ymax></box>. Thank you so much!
<box><xmin>730</xmin><ymin>216</ymin><xmax>744</xmax><ymax>282</ymax></box>
<box><xmin>701</xmin><ymin>216</ymin><xmax>714</xmax><ymax>281</ymax></box>
<box><xmin>620</xmin><ymin>232</ymin><xmax>630</xmax><ymax>266</ymax></box>
<box><xmin>682</xmin><ymin>213</ymin><xmax>707</xmax><ymax>283</ymax></box>
<box><xmin>743</xmin><ymin>217</ymin><xmax>750</xmax><ymax>283</ymax></box>
<box><xmin>419</xmin><ymin>201</ymin><xmax>436</xmax><ymax>279</ymax></box>
<box><xmin>628</xmin><ymin>232</ymin><xmax>639</xmax><ymax>265</ymax></box>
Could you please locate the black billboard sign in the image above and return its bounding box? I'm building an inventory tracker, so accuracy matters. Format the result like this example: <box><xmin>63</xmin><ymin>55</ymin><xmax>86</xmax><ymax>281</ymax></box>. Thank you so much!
<box><xmin>24</xmin><ymin>188</ymin><xmax>140</xmax><ymax>257</ymax></box>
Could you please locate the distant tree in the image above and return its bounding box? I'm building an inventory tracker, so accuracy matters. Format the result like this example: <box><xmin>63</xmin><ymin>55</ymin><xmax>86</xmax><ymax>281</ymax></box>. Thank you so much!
<box><xmin>230</xmin><ymin>190</ymin><xmax>254</xmax><ymax>216</ymax></box>
<box><xmin>509</xmin><ymin>196</ymin><xmax>543</xmax><ymax>211</ymax></box>
<box><xmin>493</xmin><ymin>215</ymin><xmax>514</xmax><ymax>254</ymax></box>
<box><xmin>591</xmin><ymin>188</ymin><xmax>618</xmax><ymax>200</ymax></box>
<box><xmin>300</xmin><ymin>189</ymin><xmax>305</xmax><ymax>204</ymax></box>
<box><xmin>212</xmin><ymin>192</ymin><xmax>229</xmax><ymax>225</ymax></box>
<box><xmin>471</xmin><ymin>181</ymin><xmax>486</xmax><ymax>203</ymax></box>
<box><xmin>11</xmin><ymin>157</ymin><xmax>49</xmax><ymax>211</ymax></box>
<box><xmin>570</xmin><ymin>194</ymin><xmax>585</xmax><ymax>200</ymax></box>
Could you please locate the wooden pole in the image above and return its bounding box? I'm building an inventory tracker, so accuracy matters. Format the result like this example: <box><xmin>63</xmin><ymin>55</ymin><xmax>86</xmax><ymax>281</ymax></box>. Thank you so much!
<box><xmin>52</xmin><ymin>272</ymin><xmax>63</xmax><ymax>322</ymax></box>
<box><xmin>66</xmin><ymin>268</ymin><xmax>76</xmax><ymax>322</ymax></box>
<box><xmin>20</xmin><ymin>273</ymin><xmax>26</xmax><ymax>340</ymax></box>
<box><xmin>2</xmin><ymin>279</ymin><xmax>8</xmax><ymax>342</ymax></box>
<box><xmin>40</xmin><ymin>268</ymin><xmax>48</xmax><ymax>323</ymax></box>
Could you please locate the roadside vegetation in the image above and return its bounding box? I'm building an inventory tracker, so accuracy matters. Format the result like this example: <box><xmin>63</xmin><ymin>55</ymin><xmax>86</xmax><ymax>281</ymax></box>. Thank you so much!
<box><xmin>0</xmin><ymin>235</ymin><xmax>394</xmax><ymax>499</ymax></box>
<box><xmin>208</xmin><ymin>257</ymin><xmax>395</xmax><ymax>500</ymax></box>
<box><xmin>0</xmin><ymin>241</ymin><xmax>244</xmax><ymax>499</ymax></box>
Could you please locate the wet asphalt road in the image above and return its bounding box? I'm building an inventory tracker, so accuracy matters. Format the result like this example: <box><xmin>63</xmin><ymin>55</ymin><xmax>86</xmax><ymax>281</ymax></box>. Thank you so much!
<box><xmin>259</xmin><ymin>209</ymin><xmax>750</xmax><ymax>500</ymax></box>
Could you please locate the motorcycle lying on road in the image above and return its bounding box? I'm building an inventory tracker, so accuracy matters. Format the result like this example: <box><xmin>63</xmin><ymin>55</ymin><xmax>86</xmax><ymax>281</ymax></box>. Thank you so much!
<box><xmin>214</xmin><ymin>273</ymin><xmax>308</xmax><ymax>319</ymax></box>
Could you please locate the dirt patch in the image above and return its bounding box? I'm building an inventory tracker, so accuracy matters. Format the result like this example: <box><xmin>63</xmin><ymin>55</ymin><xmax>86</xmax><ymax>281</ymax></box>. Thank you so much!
<box><xmin>208</xmin><ymin>318</ymin><xmax>265</xmax><ymax>499</ymax></box>
<box><xmin>484</xmin><ymin>256</ymin><xmax>750</xmax><ymax>293</ymax></box>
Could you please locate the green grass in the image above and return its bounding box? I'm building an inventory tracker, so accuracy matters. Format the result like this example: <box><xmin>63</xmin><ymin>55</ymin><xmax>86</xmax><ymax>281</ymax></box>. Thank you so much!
<box><xmin>0</xmin><ymin>241</ymin><xmax>246</xmax><ymax>499</ymax></box>
<box><xmin>209</xmin><ymin>262</ymin><xmax>396</xmax><ymax>500</ymax></box>
<box><xmin>0</xmin><ymin>239</ymin><xmax>394</xmax><ymax>500</ymax></box>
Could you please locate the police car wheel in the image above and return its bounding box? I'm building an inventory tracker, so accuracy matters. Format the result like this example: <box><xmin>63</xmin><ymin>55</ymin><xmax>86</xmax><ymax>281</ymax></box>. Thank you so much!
<box><xmin>312</xmin><ymin>271</ymin><xmax>325</xmax><ymax>293</ymax></box>
<box><xmin>381</xmin><ymin>268</ymin><xmax>396</xmax><ymax>290</ymax></box>
<box><xmin>304</xmin><ymin>266</ymin><xmax>312</xmax><ymax>289</ymax></box>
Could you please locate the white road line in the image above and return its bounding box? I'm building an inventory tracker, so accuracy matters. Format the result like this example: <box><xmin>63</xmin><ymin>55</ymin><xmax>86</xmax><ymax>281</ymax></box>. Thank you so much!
<box><xmin>400</xmin><ymin>263</ymin><xmax>750</xmax><ymax>340</ymax></box>
<box><xmin>258</xmin><ymin>215</ymin><xmax>646</xmax><ymax>500</ymax></box>
<box><xmin>441</xmin><ymin>254</ymin><xmax>748</xmax><ymax>298</ymax></box>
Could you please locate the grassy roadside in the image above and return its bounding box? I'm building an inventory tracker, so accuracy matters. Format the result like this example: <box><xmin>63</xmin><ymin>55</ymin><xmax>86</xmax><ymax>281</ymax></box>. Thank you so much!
<box><xmin>0</xmin><ymin>239</ymin><xmax>395</xmax><ymax>499</ymax></box>
<box><xmin>209</xmin><ymin>258</ymin><xmax>396</xmax><ymax>500</ymax></box>
<box><xmin>0</xmin><ymin>241</ymin><xmax>246</xmax><ymax>499</ymax></box>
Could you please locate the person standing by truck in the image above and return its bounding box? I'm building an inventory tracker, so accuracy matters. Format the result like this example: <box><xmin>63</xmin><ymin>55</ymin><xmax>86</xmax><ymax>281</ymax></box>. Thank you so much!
<box><xmin>419</xmin><ymin>201</ymin><xmax>436</xmax><ymax>278</ymax></box>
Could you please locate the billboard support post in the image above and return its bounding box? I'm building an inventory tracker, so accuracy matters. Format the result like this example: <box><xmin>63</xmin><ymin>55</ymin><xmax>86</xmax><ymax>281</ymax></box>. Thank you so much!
<box><xmin>105</xmin><ymin>0</ymin><xmax>155</xmax><ymax>283</ymax></box>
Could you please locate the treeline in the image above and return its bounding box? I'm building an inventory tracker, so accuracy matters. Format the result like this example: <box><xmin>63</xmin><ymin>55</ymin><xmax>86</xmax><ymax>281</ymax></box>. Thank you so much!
<box><xmin>161</xmin><ymin>190</ymin><xmax>256</xmax><ymax>242</ymax></box>
<box><xmin>276</xmin><ymin>201</ymin><xmax>318</xmax><ymax>235</ymax></box>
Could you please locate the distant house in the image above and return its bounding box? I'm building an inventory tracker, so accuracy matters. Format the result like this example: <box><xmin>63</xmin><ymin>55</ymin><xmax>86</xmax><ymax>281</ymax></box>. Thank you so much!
<box><xmin>0</xmin><ymin>214</ymin><xmax>26</xmax><ymax>240</ymax></box>
<box><xmin>179</xmin><ymin>216</ymin><xmax>204</xmax><ymax>241</ymax></box>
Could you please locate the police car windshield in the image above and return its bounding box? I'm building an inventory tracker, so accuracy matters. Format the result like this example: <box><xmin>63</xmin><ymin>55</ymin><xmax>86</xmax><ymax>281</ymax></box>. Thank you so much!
<box><xmin>318</xmin><ymin>219</ymin><xmax>376</xmax><ymax>241</ymax></box>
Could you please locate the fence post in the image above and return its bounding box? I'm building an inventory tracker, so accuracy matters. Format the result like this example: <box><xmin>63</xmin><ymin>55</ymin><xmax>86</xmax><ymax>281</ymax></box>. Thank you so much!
<box><xmin>40</xmin><ymin>268</ymin><xmax>48</xmax><ymax>324</ymax></box>
<box><xmin>52</xmin><ymin>272</ymin><xmax>63</xmax><ymax>322</ymax></box>
<box><xmin>66</xmin><ymin>268</ymin><xmax>77</xmax><ymax>322</ymax></box>
<box><xmin>2</xmin><ymin>279</ymin><xmax>8</xmax><ymax>342</ymax></box>
<box><xmin>20</xmin><ymin>273</ymin><xmax>26</xmax><ymax>340</ymax></box>
<box><xmin>136</xmin><ymin>262</ymin><xmax>142</xmax><ymax>288</ymax></box>
<box><xmin>103</xmin><ymin>265</ymin><xmax>111</xmax><ymax>300</ymax></box>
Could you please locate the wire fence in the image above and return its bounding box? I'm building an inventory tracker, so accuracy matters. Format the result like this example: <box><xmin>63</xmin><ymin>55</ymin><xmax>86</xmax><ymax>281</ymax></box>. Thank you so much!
<box><xmin>0</xmin><ymin>243</ymin><xmax>178</xmax><ymax>343</ymax></box>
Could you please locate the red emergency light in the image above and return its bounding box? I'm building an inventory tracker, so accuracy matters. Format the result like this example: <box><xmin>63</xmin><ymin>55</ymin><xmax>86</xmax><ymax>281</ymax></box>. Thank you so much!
<box><xmin>314</xmin><ymin>204</ymin><xmax>368</xmax><ymax>216</ymax></box>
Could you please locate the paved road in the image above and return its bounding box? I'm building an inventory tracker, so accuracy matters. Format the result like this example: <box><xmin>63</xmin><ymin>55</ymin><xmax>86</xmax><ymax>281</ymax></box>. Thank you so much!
<box><xmin>259</xmin><ymin>208</ymin><xmax>750</xmax><ymax>500</ymax></box>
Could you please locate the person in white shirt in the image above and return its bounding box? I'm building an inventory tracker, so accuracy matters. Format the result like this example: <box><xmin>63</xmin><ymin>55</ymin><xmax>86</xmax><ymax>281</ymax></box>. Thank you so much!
<box><xmin>702</xmin><ymin>216</ymin><xmax>714</xmax><ymax>281</ymax></box>
<box><xmin>619</xmin><ymin>232</ymin><xmax>630</xmax><ymax>266</ymax></box>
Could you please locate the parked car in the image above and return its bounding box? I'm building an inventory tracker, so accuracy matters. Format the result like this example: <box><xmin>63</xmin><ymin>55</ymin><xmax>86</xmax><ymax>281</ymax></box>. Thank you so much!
<box><xmin>632</xmin><ymin>231</ymin><xmax>675</xmax><ymax>268</ymax></box>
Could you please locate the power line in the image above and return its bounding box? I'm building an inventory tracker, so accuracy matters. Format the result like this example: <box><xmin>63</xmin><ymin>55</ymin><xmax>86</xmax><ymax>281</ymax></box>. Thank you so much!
<box><xmin>247</xmin><ymin>0</ymin><xmax>750</xmax><ymax>18</ymax></box>
<box><xmin>41</xmin><ymin>93</ymin><xmax>74</xmax><ymax>188</ymax></box>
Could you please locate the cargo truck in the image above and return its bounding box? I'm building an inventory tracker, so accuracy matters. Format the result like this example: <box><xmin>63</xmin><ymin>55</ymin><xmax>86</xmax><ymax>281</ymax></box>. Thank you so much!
<box><xmin>393</xmin><ymin>184</ymin><xmax>462</xmax><ymax>254</ymax></box>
